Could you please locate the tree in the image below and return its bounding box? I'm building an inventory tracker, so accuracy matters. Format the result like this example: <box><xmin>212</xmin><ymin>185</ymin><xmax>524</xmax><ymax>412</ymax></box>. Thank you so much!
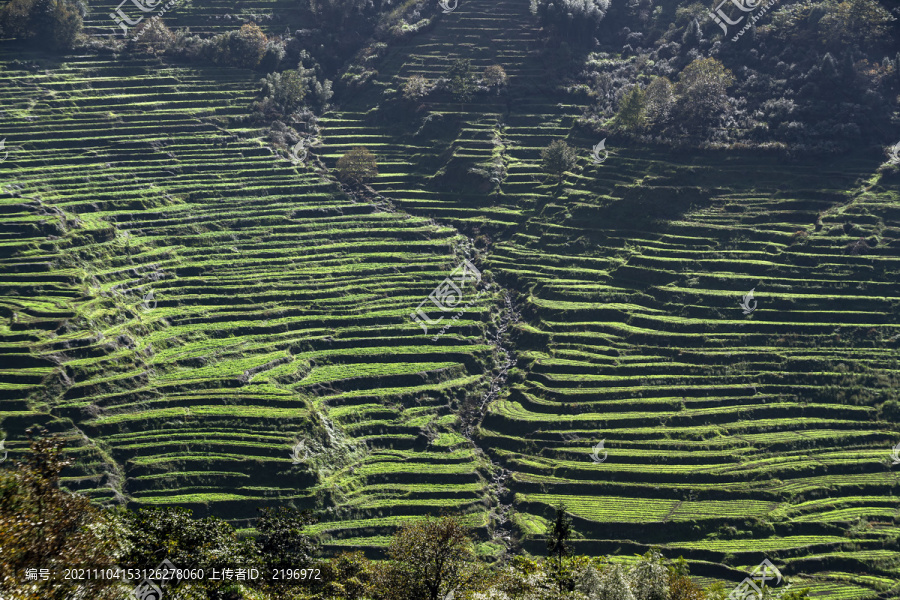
<box><xmin>0</xmin><ymin>429</ymin><xmax>125</xmax><ymax>599</ymax></box>
<box><xmin>336</xmin><ymin>146</ymin><xmax>378</xmax><ymax>184</ymax></box>
<box><xmin>482</xmin><ymin>65</ymin><xmax>508</xmax><ymax>91</ymax></box>
<box><xmin>547</xmin><ymin>502</ymin><xmax>573</xmax><ymax>560</ymax></box>
<box><xmin>255</xmin><ymin>506</ymin><xmax>318</xmax><ymax>569</ymax></box>
<box><xmin>819</xmin><ymin>0</ymin><xmax>893</xmax><ymax>50</ymax></box>
<box><xmin>254</xmin><ymin>69</ymin><xmax>307</xmax><ymax>119</ymax></box>
<box><xmin>531</xmin><ymin>0</ymin><xmax>611</xmax><ymax>44</ymax></box>
<box><xmin>541</xmin><ymin>140</ymin><xmax>577</xmax><ymax>183</ymax></box>
<box><xmin>380</xmin><ymin>515</ymin><xmax>477</xmax><ymax>600</ymax></box>
<box><xmin>628</xmin><ymin>551</ymin><xmax>669</xmax><ymax>600</ymax></box>
<box><xmin>319</xmin><ymin>551</ymin><xmax>376</xmax><ymax>599</ymax></box>
<box><xmin>447</xmin><ymin>58</ymin><xmax>474</xmax><ymax>103</ymax></box>
<box><xmin>674</xmin><ymin>57</ymin><xmax>735</xmax><ymax>131</ymax></box>
<box><xmin>403</xmin><ymin>74</ymin><xmax>431</xmax><ymax>101</ymax></box>
<box><xmin>614</xmin><ymin>85</ymin><xmax>647</xmax><ymax>131</ymax></box>
<box><xmin>222</xmin><ymin>22</ymin><xmax>268</xmax><ymax>68</ymax></box>
<box><xmin>681</xmin><ymin>17</ymin><xmax>701</xmax><ymax>46</ymax></box>
<box><xmin>129</xmin><ymin>19</ymin><xmax>175</xmax><ymax>55</ymax></box>
<box><xmin>643</xmin><ymin>77</ymin><xmax>674</xmax><ymax>127</ymax></box>
<box><xmin>0</xmin><ymin>0</ymin><xmax>84</xmax><ymax>49</ymax></box>
<box><xmin>121</xmin><ymin>506</ymin><xmax>256</xmax><ymax>569</ymax></box>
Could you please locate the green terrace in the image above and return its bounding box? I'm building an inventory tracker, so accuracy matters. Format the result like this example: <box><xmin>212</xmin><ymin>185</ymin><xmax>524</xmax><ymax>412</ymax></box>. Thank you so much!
<box><xmin>1</xmin><ymin>0</ymin><xmax>899</xmax><ymax>593</ymax></box>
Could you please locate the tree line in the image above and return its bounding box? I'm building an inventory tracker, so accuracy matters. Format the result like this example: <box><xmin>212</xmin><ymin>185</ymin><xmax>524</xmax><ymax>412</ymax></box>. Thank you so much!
<box><xmin>0</xmin><ymin>431</ymin><xmax>811</xmax><ymax>600</ymax></box>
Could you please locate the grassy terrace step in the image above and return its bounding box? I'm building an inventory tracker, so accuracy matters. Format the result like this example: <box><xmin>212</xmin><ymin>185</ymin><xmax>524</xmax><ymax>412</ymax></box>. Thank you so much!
<box><xmin>0</xmin><ymin>48</ymin><xmax>495</xmax><ymax>530</ymax></box>
<box><xmin>2</xmin><ymin>0</ymin><xmax>899</xmax><ymax>591</ymax></box>
<box><xmin>304</xmin><ymin>0</ymin><xmax>900</xmax><ymax>587</ymax></box>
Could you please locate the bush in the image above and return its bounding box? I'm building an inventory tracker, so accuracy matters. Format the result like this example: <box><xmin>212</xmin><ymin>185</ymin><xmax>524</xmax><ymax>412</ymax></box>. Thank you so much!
<box><xmin>336</xmin><ymin>146</ymin><xmax>378</xmax><ymax>184</ymax></box>
<box><xmin>541</xmin><ymin>139</ymin><xmax>578</xmax><ymax>183</ymax></box>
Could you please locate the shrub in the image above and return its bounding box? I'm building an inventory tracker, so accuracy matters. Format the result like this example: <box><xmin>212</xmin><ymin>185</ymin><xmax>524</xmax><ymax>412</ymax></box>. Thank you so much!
<box><xmin>541</xmin><ymin>139</ymin><xmax>578</xmax><ymax>183</ymax></box>
<box><xmin>336</xmin><ymin>146</ymin><xmax>378</xmax><ymax>184</ymax></box>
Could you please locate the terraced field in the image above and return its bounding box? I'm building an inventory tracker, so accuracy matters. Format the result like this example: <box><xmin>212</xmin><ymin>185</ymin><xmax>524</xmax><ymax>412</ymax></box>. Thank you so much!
<box><xmin>2</xmin><ymin>0</ymin><xmax>900</xmax><ymax>596</ymax></box>
<box><xmin>0</xmin><ymin>52</ymin><xmax>498</xmax><ymax>538</ymax></box>
<box><xmin>312</xmin><ymin>0</ymin><xmax>900</xmax><ymax>595</ymax></box>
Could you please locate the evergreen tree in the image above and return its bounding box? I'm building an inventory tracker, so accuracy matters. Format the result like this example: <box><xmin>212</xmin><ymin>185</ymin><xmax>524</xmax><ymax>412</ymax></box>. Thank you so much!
<box><xmin>448</xmin><ymin>58</ymin><xmax>474</xmax><ymax>103</ymax></box>
<box><xmin>547</xmin><ymin>501</ymin><xmax>573</xmax><ymax>559</ymax></box>
<box><xmin>615</xmin><ymin>85</ymin><xmax>647</xmax><ymax>131</ymax></box>
<box><xmin>541</xmin><ymin>140</ymin><xmax>578</xmax><ymax>183</ymax></box>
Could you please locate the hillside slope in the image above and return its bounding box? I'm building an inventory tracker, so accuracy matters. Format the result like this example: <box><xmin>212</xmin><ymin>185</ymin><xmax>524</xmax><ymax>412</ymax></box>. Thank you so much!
<box><xmin>315</xmin><ymin>0</ymin><xmax>900</xmax><ymax>595</ymax></box>
<box><xmin>0</xmin><ymin>0</ymin><xmax>899</xmax><ymax>596</ymax></box>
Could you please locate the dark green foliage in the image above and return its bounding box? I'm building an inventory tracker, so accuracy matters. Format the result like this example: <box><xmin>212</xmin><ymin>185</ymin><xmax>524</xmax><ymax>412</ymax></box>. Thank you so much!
<box><xmin>614</xmin><ymin>85</ymin><xmax>647</xmax><ymax>130</ymax></box>
<box><xmin>547</xmin><ymin>502</ymin><xmax>573</xmax><ymax>560</ymax></box>
<box><xmin>336</xmin><ymin>146</ymin><xmax>379</xmax><ymax>184</ymax></box>
<box><xmin>530</xmin><ymin>0</ymin><xmax>610</xmax><ymax>44</ymax></box>
<box><xmin>0</xmin><ymin>0</ymin><xmax>84</xmax><ymax>49</ymax></box>
<box><xmin>121</xmin><ymin>507</ymin><xmax>257</xmax><ymax>572</ymax></box>
<box><xmin>447</xmin><ymin>58</ymin><xmax>474</xmax><ymax>103</ymax></box>
<box><xmin>541</xmin><ymin>139</ymin><xmax>578</xmax><ymax>183</ymax></box>
<box><xmin>255</xmin><ymin>506</ymin><xmax>318</xmax><ymax>569</ymax></box>
<box><xmin>0</xmin><ymin>429</ymin><xmax>122</xmax><ymax>600</ymax></box>
<box><xmin>378</xmin><ymin>515</ymin><xmax>478</xmax><ymax>600</ymax></box>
